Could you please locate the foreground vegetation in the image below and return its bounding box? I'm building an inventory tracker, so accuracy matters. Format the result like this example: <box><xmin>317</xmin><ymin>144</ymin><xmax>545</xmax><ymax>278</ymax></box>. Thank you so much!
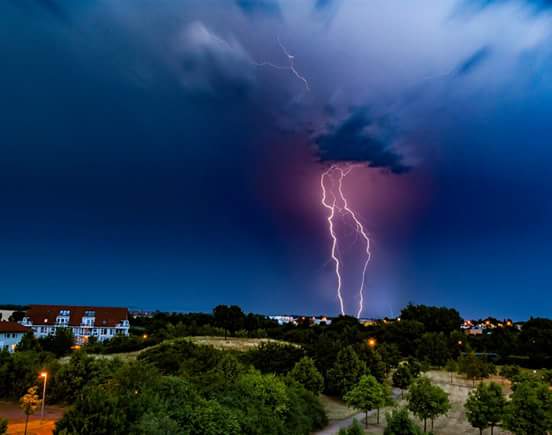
<box><xmin>3</xmin><ymin>303</ymin><xmax>552</xmax><ymax>433</ymax></box>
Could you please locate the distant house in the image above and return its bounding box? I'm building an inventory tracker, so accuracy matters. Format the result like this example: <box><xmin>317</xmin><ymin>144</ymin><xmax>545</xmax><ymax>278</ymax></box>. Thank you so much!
<box><xmin>0</xmin><ymin>321</ymin><xmax>30</xmax><ymax>352</ymax></box>
<box><xmin>21</xmin><ymin>305</ymin><xmax>130</xmax><ymax>345</ymax></box>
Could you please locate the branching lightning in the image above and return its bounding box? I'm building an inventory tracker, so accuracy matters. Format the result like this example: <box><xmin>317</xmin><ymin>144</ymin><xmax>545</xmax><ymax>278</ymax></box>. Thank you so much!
<box><xmin>253</xmin><ymin>37</ymin><xmax>310</xmax><ymax>91</ymax></box>
<box><xmin>321</xmin><ymin>165</ymin><xmax>371</xmax><ymax>318</ymax></box>
<box><xmin>321</xmin><ymin>168</ymin><xmax>345</xmax><ymax>316</ymax></box>
<box><xmin>254</xmin><ymin>37</ymin><xmax>369</xmax><ymax>317</ymax></box>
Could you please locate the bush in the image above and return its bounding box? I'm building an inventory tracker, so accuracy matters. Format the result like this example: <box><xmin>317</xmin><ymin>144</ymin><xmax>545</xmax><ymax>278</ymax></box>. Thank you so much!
<box><xmin>0</xmin><ymin>417</ymin><xmax>7</xmax><ymax>435</ymax></box>
<box><xmin>243</xmin><ymin>342</ymin><xmax>305</xmax><ymax>374</ymax></box>
<box><xmin>338</xmin><ymin>419</ymin><xmax>364</xmax><ymax>435</ymax></box>
<box><xmin>384</xmin><ymin>408</ymin><xmax>422</xmax><ymax>435</ymax></box>
<box><xmin>289</xmin><ymin>357</ymin><xmax>324</xmax><ymax>394</ymax></box>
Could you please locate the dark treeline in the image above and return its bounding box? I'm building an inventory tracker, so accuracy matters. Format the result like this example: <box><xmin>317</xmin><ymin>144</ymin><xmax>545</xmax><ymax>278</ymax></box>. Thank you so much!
<box><xmin>132</xmin><ymin>304</ymin><xmax>552</xmax><ymax>369</ymax></box>
<box><xmin>4</xmin><ymin>303</ymin><xmax>552</xmax><ymax>434</ymax></box>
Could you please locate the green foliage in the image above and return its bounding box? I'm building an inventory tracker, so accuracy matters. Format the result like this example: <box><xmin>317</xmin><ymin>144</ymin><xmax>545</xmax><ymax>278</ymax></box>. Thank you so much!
<box><xmin>337</xmin><ymin>419</ymin><xmax>364</xmax><ymax>435</ymax></box>
<box><xmin>378</xmin><ymin>343</ymin><xmax>401</xmax><ymax>369</ymax></box>
<box><xmin>465</xmin><ymin>382</ymin><xmax>506</xmax><ymax>434</ymax></box>
<box><xmin>499</xmin><ymin>364</ymin><xmax>520</xmax><ymax>380</ymax></box>
<box><xmin>344</xmin><ymin>374</ymin><xmax>385</xmax><ymax>423</ymax></box>
<box><xmin>382</xmin><ymin>320</ymin><xmax>425</xmax><ymax>356</ymax></box>
<box><xmin>392</xmin><ymin>364</ymin><xmax>413</xmax><ymax>394</ymax></box>
<box><xmin>289</xmin><ymin>356</ymin><xmax>324</xmax><ymax>394</ymax></box>
<box><xmin>327</xmin><ymin>346</ymin><xmax>367</xmax><ymax>397</ymax></box>
<box><xmin>190</xmin><ymin>400</ymin><xmax>241</xmax><ymax>435</ymax></box>
<box><xmin>0</xmin><ymin>350</ymin><xmax>59</xmax><ymax>399</ymax></box>
<box><xmin>213</xmin><ymin>305</ymin><xmax>245</xmax><ymax>338</ymax></box>
<box><xmin>416</xmin><ymin>332</ymin><xmax>450</xmax><ymax>366</ymax></box>
<box><xmin>0</xmin><ymin>417</ymin><xmax>7</xmax><ymax>435</ymax></box>
<box><xmin>283</xmin><ymin>380</ymin><xmax>328</xmax><ymax>433</ymax></box>
<box><xmin>20</xmin><ymin>386</ymin><xmax>41</xmax><ymax>416</ymax></box>
<box><xmin>407</xmin><ymin>377</ymin><xmax>450</xmax><ymax>433</ymax></box>
<box><xmin>16</xmin><ymin>332</ymin><xmax>42</xmax><ymax>352</ymax></box>
<box><xmin>400</xmin><ymin>304</ymin><xmax>463</xmax><ymax>334</ymax></box>
<box><xmin>39</xmin><ymin>328</ymin><xmax>74</xmax><ymax>357</ymax></box>
<box><xmin>384</xmin><ymin>407</ymin><xmax>423</xmax><ymax>435</ymax></box>
<box><xmin>445</xmin><ymin>359</ymin><xmax>458</xmax><ymax>383</ymax></box>
<box><xmin>356</xmin><ymin>344</ymin><xmax>387</xmax><ymax>382</ymax></box>
<box><xmin>138</xmin><ymin>339</ymin><xmax>222</xmax><ymax>375</ymax></box>
<box><xmin>458</xmin><ymin>352</ymin><xmax>491</xmax><ymax>385</ymax></box>
<box><xmin>504</xmin><ymin>379</ymin><xmax>552</xmax><ymax>435</ymax></box>
<box><xmin>243</xmin><ymin>341</ymin><xmax>305</xmax><ymax>374</ymax></box>
<box><xmin>50</xmin><ymin>351</ymin><xmax>122</xmax><ymax>403</ymax></box>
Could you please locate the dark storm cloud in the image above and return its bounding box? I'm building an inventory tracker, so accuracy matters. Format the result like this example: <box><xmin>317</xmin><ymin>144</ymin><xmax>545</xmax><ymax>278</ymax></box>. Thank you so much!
<box><xmin>315</xmin><ymin>108</ymin><xmax>409</xmax><ymax>173</ymax></box>
<box><xmin>455</xmin><ymin>46</ymin><xmax>492</xmax><ymax>76</ymax></box>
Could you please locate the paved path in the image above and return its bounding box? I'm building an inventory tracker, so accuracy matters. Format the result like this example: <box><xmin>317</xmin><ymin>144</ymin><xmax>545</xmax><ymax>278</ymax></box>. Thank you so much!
<box><xmin>315</xmin><ymin>388</ymin><xmax>401</xmax><ymax>435</ymax></box>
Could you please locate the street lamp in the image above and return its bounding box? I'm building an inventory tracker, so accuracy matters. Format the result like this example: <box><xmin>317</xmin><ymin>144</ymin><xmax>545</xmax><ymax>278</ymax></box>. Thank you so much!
<box><xmin>39</xmin><ymin>372</ymin><xmax>48</xmax><ymax>421</ymax></box>
<box><xmin>367</xmin><ymin>337</ymin><xmax>377</xmax><ymax>349</ymax></box>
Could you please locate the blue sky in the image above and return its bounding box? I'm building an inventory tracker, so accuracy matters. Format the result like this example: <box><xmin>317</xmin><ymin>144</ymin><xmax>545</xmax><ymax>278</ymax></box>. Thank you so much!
<box><xmin>2</xmin><ymin>0</ymin><xmax>552</xmax><ymax>319</ymax></box>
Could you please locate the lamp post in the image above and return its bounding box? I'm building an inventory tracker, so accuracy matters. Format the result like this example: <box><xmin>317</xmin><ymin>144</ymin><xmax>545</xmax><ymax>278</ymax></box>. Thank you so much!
<box><xmin>39</xmin><ymin>372</ymin><xmax>48</xmax><ymax>421</ymax></box>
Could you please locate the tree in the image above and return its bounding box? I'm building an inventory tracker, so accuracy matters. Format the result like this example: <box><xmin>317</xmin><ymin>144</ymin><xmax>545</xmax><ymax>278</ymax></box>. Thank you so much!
<box><xmin>327</xmin><ymin>346</ymin><xmax>367</xmax><ymax>397</ymax></box>
<box><xmin>212</xmin><ymin>305</ymin><xmax>245</xmax><ymax>339</ymax></box>
<box><xmin>407</xmin><ymin>377</ymin><xmax>450</xmax><ymax>432</ymax></box>
<box><xmin>344</xmin><ymin>375</ymin><xmax>385</xmax><ymax>427</ymax></box>
<box><xmin>416</xmin><ymin>332</ymin><xmax>450</xmax><ymax>366</ymax></box>
<box><xmin>20</xmin><ymin>386</ymin><xmax>41</xmax><ymax>435</ymax></box>
<box><xmin>504</xmin><ymin>379</ymin><xmax>552</xmax><ymax>435</ymax></box>
<box><xmin>289</xmin><ymin>357</ymin><xmax>324</xmax><ymax>394</ymax></box>
<box><xmin>357</xmin><ymin>344</ymin><xmax>387</xmax><ymax>382</ymax></box>
<box><xmin>16</xmin><ymin>333</ymin><xmax>42</xmax><ymax>352</ymax></box>
<box><xmin>337</xmin><ymin>419</ymin><xmax>364</xmax><ymax>435</ymax></box>
<box><xmin>244</xmin><ymin>341</ymin><xmax>305</xmax><ymax>374</ymax></box>
<box><xmin>400</xmin><ymin>304</ymin><xmax>462</xmax><ymax>334</ymax></box>
<box><xmin>0</xmin><ymin>417</ymin><xmax>7</xmax><ymax>435</ymax></box>
<box><xmin>392</xmin><ymin>365</ymin><xmax>413</xmax><ymax>399</ymax></box>
<box><xmin>465</xmin><ymin>382</ymin><xmax>506</xmax><ymax>435</ymax></box>
<box><xmin>40</xmin><ymin>327</ymin><xmax>74</xmax><ymax>357</ymax></box>
<box><xmin>445</xmin><ymin>359</ymin><xmax>458</xmax><ymax>384</ymax></box>
<box><xmin>499</xmin><ymin>365</ymin><xmax>520</xmax><ymax>381</ymax></box>
<box><xmin>384</xmin><ymin>407</ymin><xmax>422</xmax><ymax>435</ymax></box>
<box><xmin>459</xmin><ymin>352</ymin><xmax>485</xmax><ymax>386</ymax></box>
<box><xmin>190</xmin><ymin>400</ymin><xmax>241</xmax><ymax>435</ymax></box>
<box><xmin>378</xmin><ymin>343</ymin><xmax>401</xmax><ymax>370</ymax></box>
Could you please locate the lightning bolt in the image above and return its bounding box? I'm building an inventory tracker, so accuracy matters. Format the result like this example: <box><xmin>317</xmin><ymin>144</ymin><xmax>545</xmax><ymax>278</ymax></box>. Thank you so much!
<box><xmin>321</xmin><ymin>167</ymin><xmax>345</xmax><ymax>315</ymax></box>
<box><xmin>321</xmin><ymin>165</ymin><xmax>371</xmax><ymax>318</ymax></box>
<box><xmin>253</xmin><ymin>36</ymin><xmax>310</xmax><ymax>91</ymax></box>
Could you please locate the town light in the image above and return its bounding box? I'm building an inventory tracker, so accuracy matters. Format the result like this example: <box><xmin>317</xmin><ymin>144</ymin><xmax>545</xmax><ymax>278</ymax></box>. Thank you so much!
<box><xmin>367</xmin><ymin>338</ymin><xmax>377</xmax><ymax>348</ymax></box>
<box><xmin>39</xmin><ymin>371</ymin><xmax>48</xmax><ymax>421</ymax></box>
<box><xmin>143</xmin><ymin>334</ymin><xmax>148</xmax><ymax>340</ymax></box>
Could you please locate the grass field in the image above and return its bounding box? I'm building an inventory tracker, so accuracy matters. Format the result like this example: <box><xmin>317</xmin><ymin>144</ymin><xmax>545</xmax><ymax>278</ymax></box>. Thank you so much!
<box><xmin>320</xmin><ymin>395</ymin><xmax>359</xmax><ymax>421</ymax></box>
<box><xmin>185</xmin><ymin>336</ymin><xmax>292</xmax><ymax>351</ymax></box>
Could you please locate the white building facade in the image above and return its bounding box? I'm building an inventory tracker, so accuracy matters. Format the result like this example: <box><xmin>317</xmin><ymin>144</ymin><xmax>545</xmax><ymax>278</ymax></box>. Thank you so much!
<box><xmin>21</xmin><ymin>305</ymin><xmax>130</xmax><ymax>345</ymax></box>
<box><xmin>0</xmin><ymin>322</ymin><xmax>30</xmax><ymax>352</ymax></box>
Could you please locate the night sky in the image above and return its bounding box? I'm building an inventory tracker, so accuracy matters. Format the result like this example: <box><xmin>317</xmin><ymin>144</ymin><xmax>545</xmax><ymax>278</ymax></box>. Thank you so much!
<box><xmin>2</xmin><ymin>0</ymin><xmax>552</xmax><ymax>319</ymax></box>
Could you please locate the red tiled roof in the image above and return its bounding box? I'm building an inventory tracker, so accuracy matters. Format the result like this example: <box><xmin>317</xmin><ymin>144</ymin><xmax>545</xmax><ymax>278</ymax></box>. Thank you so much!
<box><xmin>26</xmin><ymin>305</ymin><xmax>128</xmax><ymax>328</ymax></box>
<box><xmin>0</xmin><ymin>321</ymin><xmax>30</xmax><ymax>333</ymax></box>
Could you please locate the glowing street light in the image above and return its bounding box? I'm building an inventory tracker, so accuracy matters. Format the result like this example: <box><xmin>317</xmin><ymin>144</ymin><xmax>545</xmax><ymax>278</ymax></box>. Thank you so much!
<box><xmin>39</xmin><ymin>372</ymin><xmax>48</xmax><ymax>421</ymax></box>
<box><xmin>142</xmin><ymin>334</ymin><xmax>148</xmax><ymax>340</ymax></box>
<box><xmin>367</xmin><ymin>338</ymin><xmax>377</xmax><ymax>349</ymax></box>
